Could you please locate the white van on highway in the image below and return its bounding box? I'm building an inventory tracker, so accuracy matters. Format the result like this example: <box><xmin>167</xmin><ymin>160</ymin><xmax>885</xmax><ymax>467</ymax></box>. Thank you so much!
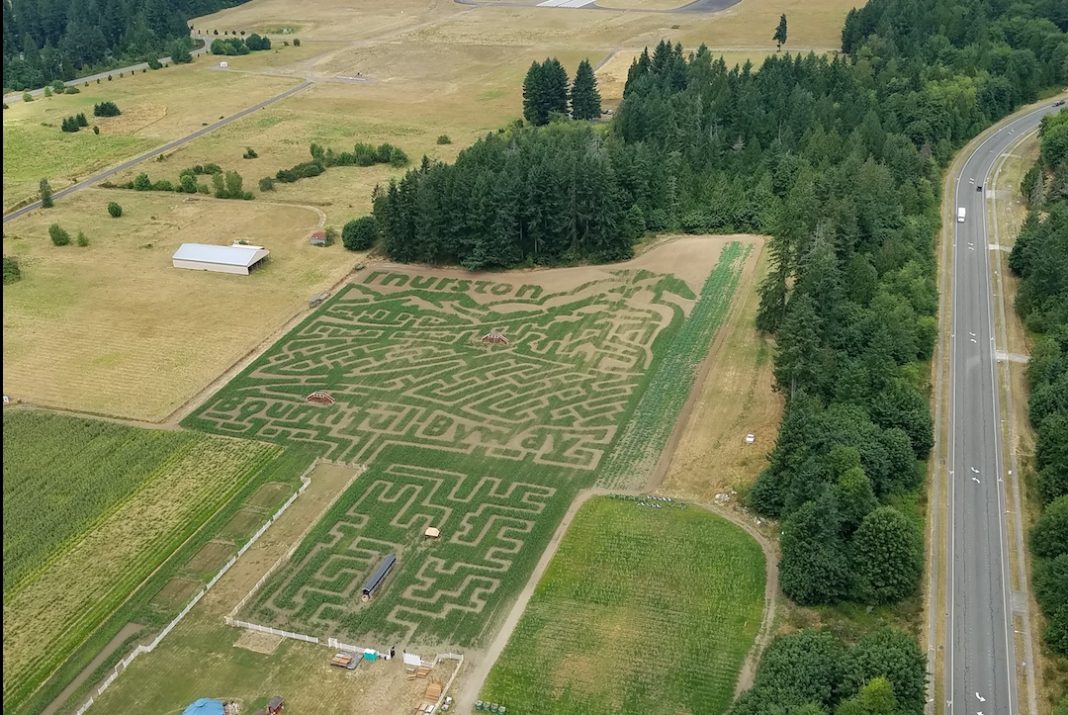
<box><xmin>957</xmin><ymin>207</ymin><xmax>966</xmax><ymax>222</ymax></box>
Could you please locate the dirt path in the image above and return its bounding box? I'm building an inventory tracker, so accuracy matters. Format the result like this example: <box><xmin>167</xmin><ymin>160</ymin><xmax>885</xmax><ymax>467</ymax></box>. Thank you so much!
<box><xmin>700</xmin><ymin>500</ymin><xmax>778</xmax><ymax>696</ymax></box>
<box><xmin>450</xmin><ymin>486</ymin><xmax>631</xmax><ymax>713</ymax></box>
<box><xmin>451</xmin><ymin>487</ymin><xmax>778</xmax><ymax>710</ymax></box>
<box><xmin>648</xmin><ymin>237</ymin><xmax>766</xmax><ymax>492</ymax></box>
<box><xmin>202</xmin><ymin>461</ymin><xmax>362</xmax><ymax>617</ymax></box>
<box><xmin>40</xmin><ymin>622</ymin><xmax>145</xmax><ymax>715</ymax></box>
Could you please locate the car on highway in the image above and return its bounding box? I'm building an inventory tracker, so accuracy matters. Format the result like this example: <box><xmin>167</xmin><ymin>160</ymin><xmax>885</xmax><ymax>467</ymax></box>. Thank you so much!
<box><xmin>977</xmin><ymin>184</ymin><xmax>983</xmax><ymax>191</ymax></box>
<box><xmin>1056</xmin><ymin>99</ymin><xmax>1066</xmax><ymax>107</ymax></box>
<box><xmin>957</xmin><ymin>207</ymin><xmax>967</xmax><ymax>222</ymax></box>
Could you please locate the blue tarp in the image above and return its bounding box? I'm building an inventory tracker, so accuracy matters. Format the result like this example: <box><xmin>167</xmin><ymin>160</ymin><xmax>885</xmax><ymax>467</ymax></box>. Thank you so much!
<box><xmin>182</xmin><ymin>698</ymin><xmax>225</xmax><ymax>715</ymax></box>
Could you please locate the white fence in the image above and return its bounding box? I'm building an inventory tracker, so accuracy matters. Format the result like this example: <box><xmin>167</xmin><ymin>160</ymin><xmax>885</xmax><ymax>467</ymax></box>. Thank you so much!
<box><xmin>72</xmin><ymin>459</ymin><xmax>319</xmax><ymax>715</ymax></box>
<box><xmin>226</xmin><ymin>619</ymin><xmax>319</xmax><ymax>644</ymax></box>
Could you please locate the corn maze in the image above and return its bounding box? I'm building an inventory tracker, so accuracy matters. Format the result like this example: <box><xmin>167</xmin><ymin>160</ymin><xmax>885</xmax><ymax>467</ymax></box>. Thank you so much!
<box><xmin>188</xmin><ymin>245</ymin><xmax>747</xmax><ymax>647</ymax></box>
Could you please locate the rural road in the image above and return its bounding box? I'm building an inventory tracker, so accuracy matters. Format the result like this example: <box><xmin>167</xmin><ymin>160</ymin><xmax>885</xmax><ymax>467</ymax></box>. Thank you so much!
<box><xmin>3</xmin><ymin>35</ymin><xmax>213</xmax><ymax>104</ymax></box>
<box><xmin>2</xmin><ymin>79</ymin><xmax>312</xmax><ymax>224</ymax></box>
<box><xmin>945</xmin><ymin>99</ymin><xmax>1062</xmax><ymax>715</ymax></box>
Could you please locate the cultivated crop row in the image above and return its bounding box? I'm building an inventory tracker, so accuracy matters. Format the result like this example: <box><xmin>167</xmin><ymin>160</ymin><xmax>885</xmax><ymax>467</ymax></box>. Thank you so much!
<box><xmin>481</xmin><ymin>497</ymin><xmax>765</xmax><ymax>714</ymax></box>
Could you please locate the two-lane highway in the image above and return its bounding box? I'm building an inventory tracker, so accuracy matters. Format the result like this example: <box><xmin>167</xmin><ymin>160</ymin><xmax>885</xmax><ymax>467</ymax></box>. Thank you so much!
<box><xmin>946</xmin><ymin>100</ymin><xmax>1062</xmax><ymax>715</ymax></box>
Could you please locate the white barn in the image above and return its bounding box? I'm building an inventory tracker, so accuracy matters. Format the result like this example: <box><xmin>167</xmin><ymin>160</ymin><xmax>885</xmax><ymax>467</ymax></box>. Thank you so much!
<box><xmin>172</xmin><ymin>243</ymin><xmax>269</xmax><ymax>275</ymax></box>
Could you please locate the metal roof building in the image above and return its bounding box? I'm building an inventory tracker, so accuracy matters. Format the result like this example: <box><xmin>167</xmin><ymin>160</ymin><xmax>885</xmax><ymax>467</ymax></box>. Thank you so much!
<box><xmin>172</xmin><ymin>243</ymin><xmax>270</xmax><ymax>275</ymax></box>
<box><xmin>361</xmin><ymin>553</ymin><xmax>397</xmax><ymax>600</ymax></box>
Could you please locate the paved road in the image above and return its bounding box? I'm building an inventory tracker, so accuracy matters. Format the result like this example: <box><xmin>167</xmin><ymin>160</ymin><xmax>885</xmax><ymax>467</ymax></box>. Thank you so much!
<box><xmin>3</xmin><ymin>36</ymin><xmax>212</xmax><ymax>104</ymax></box>
<box><xmin>946</xmin><ymin>100</ymin><xmax>1062</xmax><ymax>715</ymax></box>
<box><xmin>2</xmin><ymin>79</ymin><xmax>312</xmax><ymax>224</ymax></box>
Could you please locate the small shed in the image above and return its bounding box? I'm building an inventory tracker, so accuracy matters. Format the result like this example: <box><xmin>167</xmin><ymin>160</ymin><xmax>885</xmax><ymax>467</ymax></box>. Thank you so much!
<box><xmin>182</xmin><ymin>699</ymin><xmax>225</xmax><ymax>715</ymax></box>
<box><xmin>481</xmin><ymin>331</ymin><xmax>509</xmax><ymax>345</ymax></box>
<box><xmin>308</xmin><ymin>230</ymin><xmax>327</xmax><ymax>246</ymax></box>
<box><xmin>172</xmin><ymin>243</ymin><xmax>269</xmax><ymax>275</ymax></box>
<box><xmin>424</xmin><ymin>527</ymin><xmax>441</xmax><ymax>540</ymax></box>
<box><xmin>267</xmin><ymin>695</ymin><xmax>285</xmax><ymax>714</ymax></box>
<box><xmin>361</xmin><ymin>552</ymin><xmax>397</xmax><ymax>600</ymax></box>
<box><xmin>309</xmin><ymin>291</ymin><xmax>330</xmax><ymax>307</ymax></box>
<box><xmin>219</xmin><ymin>61</ymin><xmax>229</xmax><ymax>69</ymax></box>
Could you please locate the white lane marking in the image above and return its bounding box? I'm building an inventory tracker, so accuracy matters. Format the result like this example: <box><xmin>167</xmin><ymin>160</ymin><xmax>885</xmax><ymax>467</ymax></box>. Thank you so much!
<box><xmin>971</xmin><ymin>467</ymin><xmax>980</xmax><ymax>473</ymax></box>
<box><xmin>976</xmin><ymin>693</ymin><xmax>986</xmax><ymax>702</ymax></box>
<box><xmin>973</xmin><ymin>477</ymin><xmax>981</xmax><ymax>484</ymax></box>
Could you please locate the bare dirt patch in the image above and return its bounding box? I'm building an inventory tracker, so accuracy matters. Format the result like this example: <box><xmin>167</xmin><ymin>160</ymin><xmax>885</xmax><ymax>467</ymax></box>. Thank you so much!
<box><xmin>184</xmin><ymin>540</ymin><xmax>236</xmax><ymax>577</ymax></box>
<box><xmin>151</xmin><ymin>577</ymin><xmax>204</xmax><ymax>611</ymax></box>
<box><xmin>233</xmin><ymin>629</ymin><xmax>284</xmax><ymax>655</ymax></box>
<box><xmin>247</xmin><ymin>482</ymin><xmax>292</xmax><ymax>510</ymax></box>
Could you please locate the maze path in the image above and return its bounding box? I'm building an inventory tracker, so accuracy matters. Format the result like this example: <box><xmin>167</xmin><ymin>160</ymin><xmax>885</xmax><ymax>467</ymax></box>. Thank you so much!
<box><xmin>251</xmin><ymin>463</ymin><xmax>556</xmax><ymax>644</ymax></box>
<box><xmin>192</xmin><ymin>271</ymin><xmax>690</xmax><ymax>468</ymax></box>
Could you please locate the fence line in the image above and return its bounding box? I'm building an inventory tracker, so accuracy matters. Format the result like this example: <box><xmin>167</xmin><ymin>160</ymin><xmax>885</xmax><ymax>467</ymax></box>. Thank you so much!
<box><xmin>226</xmin><ymin>619</ymin><xmax>319</xmax><ymax>644</ymax></box>
<box><xmin>72</xmin><ymin>458</ymin><xmax>323</xmax><ymax>715</ymax></box>
<box><xmin>434</xmin><ymin>653</ymin><xmax>465</xmax><ymax>711</ymax></box>
<box><xmin>227</xmin><ymin>463</ymin><xmax>366</xmax><ymax>621</ymax></box>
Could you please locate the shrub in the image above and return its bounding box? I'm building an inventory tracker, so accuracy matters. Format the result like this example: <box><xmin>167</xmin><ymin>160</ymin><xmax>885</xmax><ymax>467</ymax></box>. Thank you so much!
<box><xmin>171</xmin><ymin>41</ymin><xmax>194</xmax><ymax>64</ymax></box>
<box><xmin>258</xmin><ymin>177</ymin><xmax>275</xmax><ymax>192</ymax></box>
<box><xmin>147</xmin><ymin>57</ymin><xmax>163</xmax><ymax>70</ymax></box>
<box><xmin>436</xmin><ymin>134</ymin><xmax>452</xmax><ymax>145</ymax></box>
<box><xmin>107</xmin><ymin>74</ymin><xmax>112</xmax><ymax>81</ymax></box>
<box><xmin>107</xmin><ymin>202</ymin><xmax>122</xmax><ymax>218</ymax></box>
<box><xmin>48</xmin><ymin>224</ymin><xmax>71</xmax><ymax>246</ymax></box>
<box><xmin>293</xmin><ymin>38</ymin><xmax>301</xmax><ymax>46</ymax></box>
<box><xmin>93</xmin><ymin>126</ymin><xmax>100</xmax><ymax>135</ymax></box>
<box><xmin>61</xmin><ymin>116</ymin><xmax>79</xmax><ymax>132</ymax></box>
<box><xmin>51</xmin><ymin>79</ymin><xmax>65</xmax><ymax>92</ymax></box>
<box><xmin>324</xmin><ymin>227</ymin><xmax>338</xmax><ymax>246</ymax></box>
<box><xmin>44</xmin><ymin>86</ymin><xmax>52</xmax><ymax>97</ymax></box>
<box><xmin>22</xmin><ymin>92</ymin><xmax>33</xmax><ymax>102</ymax></box>
<box><xmin>76</xmin><ymin>112</ymin><xmax>88</xmax><ymax>127</ymax></box>
<box><xmin>94</xmin><ymin>101</ymin><xmax>121</xmax><ymax>117</ymax></box>
<box><xmin>76</xmin><ymin>231</ymin><xmax>89</xmax><ymax>247</ymax></box>
<box><xmin>342</xmin><ymin>216</ymin><xmax>378</xmax><ymax>251</ymax></box>
<box><xmin>64</xmin><ymin>86</ymin><xmax>79</xmax><ymax>94</ymax></box>
<box><xmin>243</xmin><ymin>147</ymin><xmax>258</xmax><ymax>159</ymax></box>
<box><xmin>388</xmin><ymin>146</ymin><xmax>409</xmax><ymax>167</ymax></box>
<box><xmin>132</xmin><ymin>173</ymin><xmax>152</xmax><ymax>191</ymax></box>
<box><xmin>3</xmin><ymin>255</ymin><xmax>21</xmax><ymax>284</ymax></box>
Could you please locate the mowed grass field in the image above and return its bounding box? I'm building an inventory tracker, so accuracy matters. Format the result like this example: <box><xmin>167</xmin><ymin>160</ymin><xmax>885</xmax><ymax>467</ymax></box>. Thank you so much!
<box><xmin>481</xmin><ymin>496</ymin><xmax>766</xmax><ymax>715</ymax></box>
<box><xmin>0</xmin><ymin>51</ymin><xmax>308</xmax><ymax>210</ymax></box>
<box><xmin>0</xmin><ymin>410</ymin><xmax>309</xmax><ymax>715</ymax></box>
<box><xmin>183</xmin><ymin>239</ymin><xmax>751</xmax><ymax>650</ymax></box>
<box><xmin>2</xmin><ymin>190</ymin><xmax>354</xmax><ymax>421</ymax></box>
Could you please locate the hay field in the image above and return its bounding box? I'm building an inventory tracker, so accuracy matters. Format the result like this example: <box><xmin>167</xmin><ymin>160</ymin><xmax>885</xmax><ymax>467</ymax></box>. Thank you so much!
<box><xmin>1</xmin><ymin>190</ymin><xmax>354</xmax><ymax>421</ymax></box>
<box><xmin>481</xmin><ymin>496</ymin><xmax>766</xmax><ymax>715</ymax></box>
<box><xmin>1</xmin><ymin>410</ymin><xmax>282</xmax><ymax>715</ymax></box>
<box><xmin>1</xmin><ymin>55</ymin><xmax>305</xmax><ymax>211</ymax></box>
<box><xmin>186</xmin><ymin>237</ymin><xmax>753</xmax><ymax>649</ymax></box>
<box><xmin>106</xmin><ymin>0</ymin><xmax>855</xmax><ymax>226</ymax></box>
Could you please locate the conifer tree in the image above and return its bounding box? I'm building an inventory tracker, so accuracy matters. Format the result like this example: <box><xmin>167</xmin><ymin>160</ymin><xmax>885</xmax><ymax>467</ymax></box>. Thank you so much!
<box><xmin>570</xmin><ymin>58</ymin><xmax>602</xmax><ymax>120</ymax></box>
<box><xmin>774</xmin><ymin>14</ymin><xmax>788</xmax><ymax>50</ymax></box>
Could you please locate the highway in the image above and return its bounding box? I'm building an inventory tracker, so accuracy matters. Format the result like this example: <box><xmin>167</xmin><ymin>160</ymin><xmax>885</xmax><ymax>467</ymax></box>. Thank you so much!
<box><xmin>2</xmin><ymin>79</ymin><xmax>312</xmax><ymax>224</ymax></box>
<box><xmin>946</xmin><ymin>100</ymin><xmax>1063</xmax><ymax>715</ymax></box>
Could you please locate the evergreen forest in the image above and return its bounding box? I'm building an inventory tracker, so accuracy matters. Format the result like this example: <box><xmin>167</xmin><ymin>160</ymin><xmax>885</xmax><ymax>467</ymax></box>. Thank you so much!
<box><xmin>2</xmin><ymin>0</ymin><xmax>249</xmax><ymax>89</ymax></box>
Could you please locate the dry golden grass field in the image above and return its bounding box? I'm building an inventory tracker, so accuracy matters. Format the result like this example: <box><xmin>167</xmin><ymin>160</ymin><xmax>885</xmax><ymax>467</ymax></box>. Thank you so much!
<box><xmin>2</xmin><ymin>190</ymin><xmax>353</xmax><ymax>421</ymax></box>
<box><xmin>1</xmin><ymin>52</ymin><xmax>312</xmax><ymax>211</ymax></box>
<box><xmin>3</xmin><ymin>0</ymin><xmax>855</xmax><ymax>418</ymax></box>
